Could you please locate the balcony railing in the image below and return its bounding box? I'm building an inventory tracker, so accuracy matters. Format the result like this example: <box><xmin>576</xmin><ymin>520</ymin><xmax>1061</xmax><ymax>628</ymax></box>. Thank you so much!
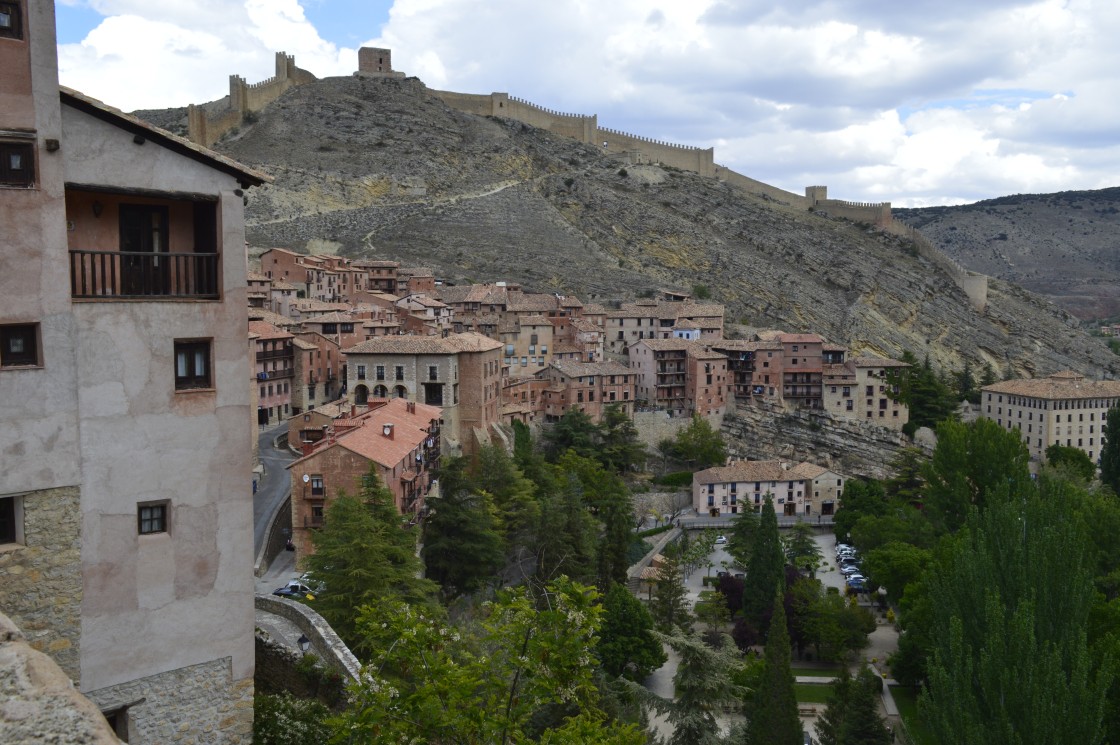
<box><xmin>257</xmin><ymin>349</ymin><xmax>292</xmax><ymax>362</ymax></box>
<box><xmin>257</xmin><ymin>368</ymin><xmax>294</xmax><ymax>381</ymax></box>
<box><xmin>70</xmin><ymin>250</ymin><xmax>218</xmax><ymax>300</ymax></box>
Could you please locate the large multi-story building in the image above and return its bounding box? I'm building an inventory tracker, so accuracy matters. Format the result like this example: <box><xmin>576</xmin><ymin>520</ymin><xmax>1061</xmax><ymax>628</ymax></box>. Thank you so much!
<box><xmin>628</xmin><ymin>339</ymin><xmax>729</xmax><ymax>418</ymax></box>
<box><xmin>822</xmin><ymin>357</ymin><xmax>909</xmax><ymax>430</ymax></box>
<box><xmin>539</xmin><ymin>360</ymin><xmax>636</xmax><ymax>422</ymax></box>
<box><xmin>0</xmin><ymin>3</ymin><xmax>266</xmax><ymax>740</ymax></box>
<box><xmin>342</xmin><ymin>332</ymin><xmax>503</xmax><ymax>455</ymax></box>
<box><xmin>604</xmin><ymin>300</ymin><xmax>725</xmax><ymax>357</ymax></box>
<box><xmin>980</xmin><ymin>371</ymin><xmax>1120</xmax><ymax>463</ymax></box>
<box><xmin>693</xmin><ymin>460</ymin><xmax>845</xmax><ymax>518</ymax></box>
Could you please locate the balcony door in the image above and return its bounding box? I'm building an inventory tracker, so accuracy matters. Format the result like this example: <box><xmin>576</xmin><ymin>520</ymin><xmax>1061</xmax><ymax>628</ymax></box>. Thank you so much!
<box><xmin>120</xmin><ymin>204</ymin><xmax>169</xmax><ymax>296</ymax></box>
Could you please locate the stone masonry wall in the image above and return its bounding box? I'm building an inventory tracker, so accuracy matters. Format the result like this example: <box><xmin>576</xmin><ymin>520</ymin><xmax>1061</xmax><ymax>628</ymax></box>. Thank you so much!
<box><xmin>0</xmin><ymin>485</ymin><xmax>82</xmax><ymax>683</ymax></box>
<box><xmin>721</xmin><ymin>402</ymin><xmax>923</xmax><ymax>481</ymax></box>
<box><xmin>254</xmin><ymin>596</ymin><xmax>361</xmax><ymax>684</ymax></box>
<box><xmin>633</xmin><ymin>410</ymin><xmax>724</xmax><ymax>451</ymax></box>
<box><xmin>84</xmin><ymin>658</ymin><xmax>253</xmax><ymax>745</ymax></box>
<box><xmin>254</xmin><ymin>632</ymin><xmax>345</xmax><ymax>706</ymax></box>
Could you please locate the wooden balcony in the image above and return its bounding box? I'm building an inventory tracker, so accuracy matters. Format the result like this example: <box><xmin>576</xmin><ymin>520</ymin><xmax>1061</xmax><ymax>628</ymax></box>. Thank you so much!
<box><xmin>70</xmin><ymin>250</ymin><xmax>219</xmax><ymax>300</ymax></box>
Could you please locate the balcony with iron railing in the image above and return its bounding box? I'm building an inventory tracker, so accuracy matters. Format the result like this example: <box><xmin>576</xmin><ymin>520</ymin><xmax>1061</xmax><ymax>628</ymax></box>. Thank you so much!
<box><xmin>257</xmin><ymin>368</ymin><xmax>294</xmax><ymax>381</ymax></box>
<box><xmin>70</xmin><ymin>250</ymin><xmax>219</xmax><ymax>300</ymax></box>
<box><xmin>257</xmin><ymin>348</ymin><xmax>293</xmax><ymax>362</ymax></box>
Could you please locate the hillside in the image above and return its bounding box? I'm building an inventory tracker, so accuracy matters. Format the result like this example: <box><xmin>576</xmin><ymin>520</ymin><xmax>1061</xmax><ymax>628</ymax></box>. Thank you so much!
<box><xmin>156</xmin><ymin>74</ymin><xmax>1118</xmax><ymax>379</ymax></box>
<box><xmin>895</xmin><ymin>189</ymin><xmax>1120</xmax><ymax>321</ymax></box>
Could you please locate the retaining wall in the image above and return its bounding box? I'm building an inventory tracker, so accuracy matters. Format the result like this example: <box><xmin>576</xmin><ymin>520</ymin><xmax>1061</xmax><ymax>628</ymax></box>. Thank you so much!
<box><xmin>253</xmin><ymin>595</ymin><xmax>361</xmax><ymax>683</ymax></box>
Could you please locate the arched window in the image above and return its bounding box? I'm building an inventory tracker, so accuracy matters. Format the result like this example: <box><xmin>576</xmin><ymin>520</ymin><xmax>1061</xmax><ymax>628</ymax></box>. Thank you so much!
<box><xmin>373</xmin><ymin>385</ymin><xmax>388</xmax><ymax>398</ymax></box>
<box><xmin>394</xmin><ymin>385</ymin><xmax>407</xmax><ymax>399</ymax></box>
<box><xmin>353</xmin><ymin>384</ymin><xmax>369</xmax><ymax>405</ymax></box>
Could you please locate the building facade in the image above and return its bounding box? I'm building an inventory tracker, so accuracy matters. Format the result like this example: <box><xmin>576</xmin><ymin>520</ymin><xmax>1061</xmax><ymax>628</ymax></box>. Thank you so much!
<box><xmin>693</xmin><ymin>461</ymin><xmax>844</xmax><ymax>517</ymax></box>
<box><xmin>980</xmin><ymin>371</ymin><xmax>1120</xmax><ymax>463</ymax></box>
<box><xmin>0</xmin><ymin>3</ymin><xmax>265</xmax><ymax>740</ymax></box>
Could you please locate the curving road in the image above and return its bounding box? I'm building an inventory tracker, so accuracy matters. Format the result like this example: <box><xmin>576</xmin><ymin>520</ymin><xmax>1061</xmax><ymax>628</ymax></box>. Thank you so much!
<box><xmin>253</xmin><ymin>421</ymin><xmax>295</xmax><ymax>554</ymax></box>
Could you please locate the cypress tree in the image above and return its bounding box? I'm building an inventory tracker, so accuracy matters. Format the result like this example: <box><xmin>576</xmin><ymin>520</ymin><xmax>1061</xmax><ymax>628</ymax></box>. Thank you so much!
<box><xmin>742</xmin><ymin>496</ymin><xmax>786</xmax><ymax>636</ymax></box>
<box><xmin>745</xmin><ymin>595</ymin><xmax>802</xmax><ymax>745</ymax></box>
<box><xmin>1100</xmin><ymin>407</ymin><xmax>1120</xmax><ymax>495</ymax></box>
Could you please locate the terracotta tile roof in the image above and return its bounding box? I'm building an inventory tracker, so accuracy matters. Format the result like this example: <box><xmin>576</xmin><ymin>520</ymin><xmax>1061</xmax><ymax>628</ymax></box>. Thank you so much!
<box><xmin>292</xmin><ymin>338</ymin><xmax>318</xmax><ymax>351</ymax></box>
<box><xmin>60</xmin><ymin>87</ymin><xmax>270</xmax><ymax>186</ymax></box>
<box><xmin>247</xmin><ymin>271</ymin><xmax>270</xmax><ymax>282</ymax></box>
<box><xmin>261</xmin><ymin>247</ymin><xmax>302</xmax><ymax>258</ymax></box>
<box><xmin>552</xmin><ymin>343</ymin><xmax>582</xmax><ymax>355</ymax></box>
<box><xmin>560</xmin><ymin>296</ymin><xmax>584</xmax><ymax>308</ymax></box>
<box><xmin>248</xmin><ymin>308</ymin><xmax>301</xmax><ymax>327</ymax></box>
<box><xmin>248</xmin><ymin>321</ymin><xmax>294</xmax><ymax>340</ymax></box>
<box><xmin>507</xmin><ymin>293</ymin><xmax>559</xmax><ymax>312</ymax></box>
<box><xmin>823</xmin><ymin>343</ymin><xmax>848</xmax><ymax>352</ymax></box>
<box><xmin>352</xmin><ymin>259</ymin><xmax>400</xmax><ymax>269</ymax></box>
<box><xmin>548</xmin><ymin>360</ymin><xmax>633</xmax><ymax>378</ymax></box>
<box><xmin>292</xmin><ymin>300</ymin><xmax>349</xmax><ymax>312</ymax></box>
<box><xmin>675</xmin><ymin>319</ymin><xmax>700</xmax><ymax>329</ymax></box>
<box><xmin>982</xmin><ymin>371</ymin><xmax>1120</xmax><ymax>399</ymax></box>
<box><xmin>570</xmin><ymin>318</ymin><xmax>602</xmax><ymax>333</ymax></box>
<box><xmin>291</xmin><ymin>399</ymin><xmax>441</xmax><ymax>469</ymax></box>
<box><xmin>302</xmin><ymin>311</ymin><xmax>354</xmax><ymax>324</ymax></box>
<box><xmin>271</xmin><ymin>281</ymin><xmax>298</xmax><ymax>291</ymax></box>
<box><xmin>850</xmin><ymin>357</ymin><xmax>910</xmax><ymax>369</ymax></box>
<box><xmin>695</xmin><ymin>460</ymin><xmax>834</xmax><ymax>485</ymax></box>
<box><xmin>778</xmin><ymin>333</ymin><xmax>825</xmax><ymax>344</ymax></box>
<box><xmin>582</xmin><ymin>303</ymin><xmax>609</xmax><ymax>315</ymax></box>
<box><xmin>711</xmin><ymin>340</ymin><xmax>782</xmax><ymax>352</ymax></box>
<box><xmin>344</xmin><ymin>331</ymin><xmax>502</xmax><ymax>356</ymax></box>
<box><xmin>399</xmin><ymin>266</ymin><xmax>435</xmax><ymax>278</ymax></box>
<box><xmin>823</xmin><ymin>363</ymin><xmax>854</xmax><ymax>378</ymax></box>
<box><xmin>634</xmin><ymin>339</ymin><xmax>728</xmax><ymax>360</ymax></box>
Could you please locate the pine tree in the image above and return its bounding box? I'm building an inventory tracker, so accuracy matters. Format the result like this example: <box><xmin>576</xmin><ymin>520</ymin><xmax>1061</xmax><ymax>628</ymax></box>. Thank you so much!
<box><xmin>742</xmin><ymin>496</ymin><xmax>786</xmax><ymax>636</ymax></box>
<box><xmin>535</xmin><ymin>471</ymin><xmax>598</xmax><ymax>584</ymax></box>
<box><xmin>304</xmin><ymin>466</ymin><xmax>436</xmax><ymax>652</ymax></box>
<box><xmin>839</xmin><ymin>668</ymin><xmax>891</xmax><ymax>745</ymax></box>
<box><xmin>598</xmin><ymin>402</ymin><xmax>647</xmax><ymax>474</ymax></box>
<box><xmin>745</xmin><ymin>596</ymin><xmax>802</xmax><ymax>745</ymax></box>
<box><xmin>598</xmin><ymin>583</ymin><xmax>667</xmax><ymax>681</ymax></box>
<box><xmin>650</xmin><ymin>550</ymin><xmax>691</xmax><ymax>632</ymax></box>
<box><xmin>815</xmin><ymin>666</ymin><xmax>853</xmax><ymax>745</ymax></box>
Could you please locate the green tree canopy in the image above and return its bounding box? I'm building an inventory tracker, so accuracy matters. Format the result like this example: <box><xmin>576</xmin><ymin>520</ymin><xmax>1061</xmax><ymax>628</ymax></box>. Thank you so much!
<box><xmin>671</xmin><ymin>414</ymin><xmax>728</xmax><ymax>469</ymax></box>
<box><xmin>922</xmin><ymin>417</ymin><xmax>1030</xmax><ymax>534</ymax></box>
<box><xmin>598</xmin><ymin>403</ymin><xmax>648</xmax><ymax>474</ymax></box>
<box><xmin>1045</xmin><ymin>443</ymin><xmax>1096</xmax><ymax>483</ymax></box>
<box><xmin>542</xmin><ymin>406</ymin><xmax>601</xmax><ymax>462</ymax></box>
<box><xmin>303</xmin><ymin>467</ymin><xmax>436</xmax><ymax>652</ymax></box>
<box><xmin>650</xmin><ymin>550</ymin><xmax>692</xmax><ymax>633</ymax></box>
<box><xmin>1099</xmin><ymin>407</ymin><xmax>1120</xmax><ymax>494</ymax></box>
<box><xmin>745</xmin><ymin>596</ymin><xmax>802</xmax><ymax>745</ymax></box>
<box><xmin>742</xmin><ymin>496</ymin><xmax>786</xmax><ymax>637</ymax></box>
<box><xmin>598</xmin><ymin>583</ymin><xmax>667</xmax><ymax>681</ymax></box>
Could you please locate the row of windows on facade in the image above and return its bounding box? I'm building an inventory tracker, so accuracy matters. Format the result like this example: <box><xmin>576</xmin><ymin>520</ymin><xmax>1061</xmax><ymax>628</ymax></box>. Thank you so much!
<box><xmin>260</xmin><ymin>382</ymin><xmax>290</xmax><ymax>398</ymax></box>
<box><xmin>3</xmin><ymin>325</ymin><xmax>213</xmax><ymax>391</ymax></box>
<box><xmin>355</xmin><ymin>365</ymin><xmax>455</xmax><ymax>382</ymax></box>
<box><xmin>505</xmin><ymin>344</ymin><xmax>547</xmax><ymax>355</ymax></box>
<box><xmin>989</xmin><ymin>405</ymin><xmax>1105</xmax><ymax>423</ymax></box>
<box><xmin>1</xmin><ymin>495</ymin><xmax>171</xmax><ymax>546</ymax></box>
<box><xmin>998</xmin><ymin>418</ymin><xmax>1098</xmax><ymax>442</ymax></box>
<box><xmin>986</xmin><ymin>393</ymin><xmax>1119</xmax><ymax>410</ymax></box>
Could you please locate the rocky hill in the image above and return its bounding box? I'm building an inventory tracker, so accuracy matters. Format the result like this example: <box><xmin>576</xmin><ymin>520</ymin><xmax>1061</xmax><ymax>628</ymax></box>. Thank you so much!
<box><xmin>895</xmin><ymin>189</ymin><xmax>1120</xmax><ymax>321</ymax></box>
<box><xmin>147</xmin><ymin>73</ymin><xmax>1119</xmax><ymax>379</ymax></box>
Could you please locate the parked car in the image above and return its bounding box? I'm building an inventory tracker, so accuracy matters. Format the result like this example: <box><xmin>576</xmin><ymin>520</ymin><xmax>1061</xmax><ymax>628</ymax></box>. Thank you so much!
<box><xmin>840</xmin><ymin>564</ymin><xmax>863</xmax><ymax>576</ymax></box>
<box><xmin>846</xmin><ymin>574</ymin><xmax>867</xmax><ymax>584</ymax></box>
<box><xmin>273</xmin><ymin>581</ymin><xmax>315</xmax><ymax>599</ymax></box>
<box><xmin>846</xmin><ymin>580</ymin><xmax>866</xmax><ymax>593</ymax></box>
<box><xmin>715</xmin><ymin>535</ymin><xmax>728</xmax><ymax>545</ymax></box>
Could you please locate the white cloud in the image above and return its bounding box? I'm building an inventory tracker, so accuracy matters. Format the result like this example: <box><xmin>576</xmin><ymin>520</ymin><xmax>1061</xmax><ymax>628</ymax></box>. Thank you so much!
<box><xmin>57</xmin><ymin>0</ymin><xmax>1120</xmax><ymax>204</ymax></box>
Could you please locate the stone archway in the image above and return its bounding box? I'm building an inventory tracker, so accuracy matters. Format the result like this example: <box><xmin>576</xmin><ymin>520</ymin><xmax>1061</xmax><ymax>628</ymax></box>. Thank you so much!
<box><xmin>354</xmin><ymin>384</ymin><xmax>369</xmax><ymax>405</ymax></box>
<box><xmin>373</xmin><ymin>385</ymin><xmax>388</xmax><ymax>398</ymax></box>
<box><xmin>393</xmin><ymin>385</ymin><xmax>408</xmax><ymax>399</ymax></box>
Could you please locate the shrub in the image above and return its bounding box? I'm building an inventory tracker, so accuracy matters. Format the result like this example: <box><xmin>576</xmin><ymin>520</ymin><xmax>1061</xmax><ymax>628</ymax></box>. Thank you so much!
<box><xmin>653</xmin><ymin>471</ymin><xmax>694</xmax><ymax>488</ymax></box>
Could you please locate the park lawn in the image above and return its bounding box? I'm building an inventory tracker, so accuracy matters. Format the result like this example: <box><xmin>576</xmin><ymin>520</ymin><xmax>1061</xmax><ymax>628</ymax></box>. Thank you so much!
<box><xmin>793</xmin><ymin>682</ymin><xmax>835</xmax><ymax>704</ymax></box>
<box><xmin>790</xmin><ymin>665</ymin><xmax>843</xmax><ymax>678</ymax></box>
<box><xmin>889</xmin><ymin>685</ymin><xmax>937</xmax><ymax>745</ymax></box>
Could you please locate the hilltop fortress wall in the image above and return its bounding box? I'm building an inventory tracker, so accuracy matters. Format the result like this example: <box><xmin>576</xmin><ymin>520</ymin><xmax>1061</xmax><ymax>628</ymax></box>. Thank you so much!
<box><xmin>187</xmin><ymin>52</ymin><xmax>316</xmax><ymax>148</ymax></box>
<box><xmin>182</xmin><ymin>46</ymin><xmax>987</xmax><ymax>313</ymax></box>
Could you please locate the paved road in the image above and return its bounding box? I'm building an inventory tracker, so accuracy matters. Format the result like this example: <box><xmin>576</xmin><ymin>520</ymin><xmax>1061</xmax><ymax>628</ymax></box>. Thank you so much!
<box><xmin>253</xmin><ymin>421</ymin><xmax>295</xmax><ymax>555</ymax></box>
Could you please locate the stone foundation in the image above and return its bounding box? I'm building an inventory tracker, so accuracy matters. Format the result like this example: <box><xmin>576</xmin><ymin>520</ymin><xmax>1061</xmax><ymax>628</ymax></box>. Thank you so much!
<box><xmin>84</xmin><ymin>657</ymin><xmax>253</xmax><ymax>744</ymax></box>
<box><xmin>0</xmin><ymin>485</ymin><xmax>83</xmax><ymax>682</ymax></box>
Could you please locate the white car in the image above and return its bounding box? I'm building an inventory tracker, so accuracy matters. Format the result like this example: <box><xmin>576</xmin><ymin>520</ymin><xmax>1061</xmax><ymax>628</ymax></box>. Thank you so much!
<box><xmin>715</xmin><ymin>535</ymin><xmax>728</xmax><ymax>545</ymax></box>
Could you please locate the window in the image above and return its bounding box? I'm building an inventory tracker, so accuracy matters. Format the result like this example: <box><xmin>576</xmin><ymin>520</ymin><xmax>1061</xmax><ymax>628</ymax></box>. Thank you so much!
<box><xmin>0</xmin><ymin>141</ymin><xmax>33</xmax><ymax>187</ymax></box>
<box><xmin>395</xmin><ymin>365</ymin><xmax>404</xmax><ymax>381</ymax></box>
<box><xmin>138</xmin><ymin>502</ymin><xmax>168</xmax><ymax>535</ymax></box>
<box><xmin>174</xmin><ymin>340</ymin><xmax>211</xmax><ymax>390</ymax></box>
<box><xmin>428</xmin><ymin>365</ymin><xmax>438</xmax><ymax>381</ymax></box>
<box><xmin>1</xmin><ymin>323</ymin><xmax>38</xmax><ymax>367</ymax></box>
<box><xmin>0</xmin><ymin>2</ymin><xmax>22</xmax><ymax>39</ymax></box>
<box><xmin>310</xmin><ymin>474</ymin><xmax>324</xmax><ymax>497</ymax></box>
<box><xmin>376</xmin><ymin>365</ymin><xmax>385</xmax><ymax>380</ymax></box>
<box><xmin>0</xmin><ymin>495</ymin><xmax>21</xmax><ymax>544</ymax></box>
<box><xmin>357</xmin><ymin>365</ymin><xmax>366</xmax><ymax>380</ymax></box>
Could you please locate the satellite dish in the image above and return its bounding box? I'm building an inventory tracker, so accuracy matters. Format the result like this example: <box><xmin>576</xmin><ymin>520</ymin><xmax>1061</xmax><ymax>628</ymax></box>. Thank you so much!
<box><xmin>302</xmin><ymin>474</ymin><xmax>310</xmax><ymax>483</ymax></box>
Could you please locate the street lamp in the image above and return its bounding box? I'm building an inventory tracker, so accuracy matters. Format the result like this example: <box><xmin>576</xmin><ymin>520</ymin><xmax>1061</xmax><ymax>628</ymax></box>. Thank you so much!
<box><xmin>297</xmin><ymin>634</ymin><xmax>310</xmax><ymax>654</ymax></box>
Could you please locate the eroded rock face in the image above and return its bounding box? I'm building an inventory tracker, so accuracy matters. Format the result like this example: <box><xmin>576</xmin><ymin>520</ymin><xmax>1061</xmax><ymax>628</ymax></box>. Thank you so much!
<box><xmin>0</xmin><ymin>613</ymin><xmax>122</xmax><ymax>745</ymax></box>
<box><xmin>896</xmin><ymin>190</ymin><xmax>1120</xmax><ymax>321</ymax></box>
<box><xmin>166</xmin><ymin>74</ymin><xmax>1117</xmax><ymax>379</ymax></box>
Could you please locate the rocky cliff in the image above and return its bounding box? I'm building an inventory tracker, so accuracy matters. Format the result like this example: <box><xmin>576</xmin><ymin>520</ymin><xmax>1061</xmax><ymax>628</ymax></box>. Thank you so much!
<box><xmin>895</xmin><ymin>189</ymin><xmax>1120</xmax><ymax>321</ymax></box>
<box><xmin>150</xmin><ymin>74</ymin><xmax>1119</xmax><ymax>379</ymax></box>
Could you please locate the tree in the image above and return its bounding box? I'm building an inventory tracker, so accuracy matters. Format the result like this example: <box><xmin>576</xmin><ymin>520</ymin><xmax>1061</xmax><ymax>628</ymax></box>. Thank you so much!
<box><xmin>727</xmin><ymin>508</ymin><xmax>759</xmax><ymax>569</ymax></box>
<box><xmin>1100</xmin><ymin>406</ymin><xmax>1120</xmax><ymax>495</ymax></box>
<box><xmin>745</xmin><ymin>596</ymin><xmax>802</xmax><ymax>745</ymax></box>
<box><xmin>469</xmin><ymin>444</ymin><xmax>539</xmax><ymax>544</ymax></box>
<box><xmin>895</xmin><ymin>351</ymin><xmax>958</xmax><ymax>436</ymax></box>
<box><xmin>884</xmin><ymin>447</ymin><xmax>927</xmax><ymax>507</ymax></box>
<box><xmin>919</xmin><ymin>482</ymin><xmax>1115</xmax><ymax>745</ymax></box>
<box><xmin>598</xmin><ymin>583</ymin><xmax>667</xmax><ymax>681</ymax></box>
<box><xmin>421</xmin><ymin>457</ymin><xmax>505</xmax><ymax>598</ymax></box>
<box><xmin>555</xmin><ymin>452</ymin><xmax>634</xmax><ymax>587</ymax></box>
<box><xmin>634</xmin><ymin>628</ymin><xmax>744</xmax><ymax>745</ymax></box>
<box><xmin>807</xmin><ymin>591</ymin><xmax>876</xmax><ymax>663</ymax></box>
<box><xmin>598</xmin><ymin>403</ymin><xmax>647</xmax><ymax>474</ymax></box>
<box><xmin>534</xmin><ymin>469</ymin><xmax>598</xmax><ymax>584</ymax></box>
<box><xmin>303</xmin><ymin>468</ymin><xmax>436</xmax><ymax>652</ymax></box>
<box><xmin>253</xmin><ymin>692</ymin><xmax>330</xmax><ymax>745</ymax></box>
<box><xmin>671</xmin><ymin>414</ymin><xmax>727</xmax><ymax>469</ymax></box>
<box><xmin>650</xmin><ymin>550</ymin><xmax>691</xmax><ymax>632</ymax></box>
<box><xmin>832</xmin><ymin>478</ymin><xmax>888</xmax><ymax>543</ymax></box>
<box><xmin>782</xmin><ymin>522</ymin><xmax>823</xmax><ymax>574</ymax></box>
<box><xmin>335</xmin><ymin>578</ymin><xmax>618</xmax><ymax>744</ymax></box>
<box><xmin>954</xmin><ymin>359</ymin><xmax>979</xmax><ymax>405</ymax></box>
<box><xmin>861</xmin><ymin>541</ymin><xmax>932</xmax><ymax>604</ymax></box>
<box><xmin>817</xmin><ymin>667</ymin><xmax>891</xmax><ymax>745</ymax></box>
<box><xmin>742</xmin><ymin>496</ymin><xmax>785</xmax><ymax>636</ymax></box>
<box><xmin>922</xmin><ymin>418</ymin><xmax>1031</xmax><ymax>533</ymax></box>
<box><xmin>543</xmin><ymin>406</ymin><xmax>600</xmax><ymax>462</ymax></box>
<box><xmin>1045</xmin><ymin>443</ymin><xmax>1096</xmax><ymax>483</ymax></box>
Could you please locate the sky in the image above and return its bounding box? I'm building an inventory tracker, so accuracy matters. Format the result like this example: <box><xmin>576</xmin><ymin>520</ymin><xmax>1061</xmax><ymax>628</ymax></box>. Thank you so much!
<box><xmin>54</xmin><ymin>0</ymin><xmax>1120</xmax><ymax>207</ymax></box>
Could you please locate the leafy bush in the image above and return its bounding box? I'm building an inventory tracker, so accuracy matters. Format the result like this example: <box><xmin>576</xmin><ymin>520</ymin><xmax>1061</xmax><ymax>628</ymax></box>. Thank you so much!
<box><xmin>653</xmin><ymin>471</ymin><xmax>694</xmax><ymax>488</ymax></box>
<box><xmin>253</xmin><ymin>692</ymin><xmax>330</xmax><ymax>745</ymax></box>
<box><xmin>637</xmin><ymin>524</ymin><xmax>674</xmax><ymax>539</ymax></box>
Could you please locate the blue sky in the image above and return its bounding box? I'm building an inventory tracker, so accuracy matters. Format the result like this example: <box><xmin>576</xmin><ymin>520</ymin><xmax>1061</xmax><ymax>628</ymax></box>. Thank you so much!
<box><xmin>53</xmin><ymin>0</ymin><xmax>1120</xmax><ymax>207</ymax></box>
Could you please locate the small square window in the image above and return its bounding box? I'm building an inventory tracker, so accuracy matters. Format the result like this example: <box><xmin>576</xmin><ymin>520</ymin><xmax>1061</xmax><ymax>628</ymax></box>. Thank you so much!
<box><xmin>138</xmin><ymin>502</ymin><xmax>168</xmax><ymax>535</ymax></box>
<box><xmin>0</xmin><ymin>3</ymin><xmax>22</xmax><ymax>40</ymax></box>
<box><xmin>0</xmin><ymin>141</ymin><xmax>34</xmax><ymax>186</ymax></box>
<box><xmin>1</xmin><ymin>323</ymin><xmax>39</xmax><ymax>367</ymax></box>
<box><xmin>174</xmin><ymin>339</ymin><xmax>211</xmax><ymax>390</ymax></box>
<box><xmin>0</xmin><ymin>495</ymin><xmax>22</xmax><ymax>544</ymax></box>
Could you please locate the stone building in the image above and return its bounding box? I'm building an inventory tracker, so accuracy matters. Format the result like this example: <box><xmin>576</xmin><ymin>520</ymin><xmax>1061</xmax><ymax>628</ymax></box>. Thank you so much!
<box><xmin>604</xmin><ymin>300</ymin><xmax>725</xmax><ymax>357</ymax></box>
<box><xmin>628</xmin><ymin>339</ymin><xmax>730</xmax><ymax>418</ymax></box>
<box><xmin>693</xmin><ymin>460</ymin><xmax>845</xmax><ymax>518</ymax></box>
<box><xmin>250</xmin><ymin>320</ymin><xmax>294</xmax><ymax>426</ymax></box>
<box><xmin>822</xmin><ymin>357</ymin><xmax>910</xmax><ymax>430</ymax></box>
<box><xmin>0</xmin><ymin>2</ymin><xmax>266</xmax><ymax>740</ymax></box>
<box><xmin>980</xmin><ymin>371</ymin><xmax>1120</xmax><ymax>463</ymax></box>
<box><xmin>287</xmin><ymin>398</ymin><xmax>440</xmax><ymax>557</ymax></box>
<box><xmin>342</xmin><ymin>332</ymin><xmax>503</xmax><ymax>456</ymax></box>
<box><xmin>538</xmin><ymin>360</ymin><xmax>637</xmax><ymax>422</ymax></box>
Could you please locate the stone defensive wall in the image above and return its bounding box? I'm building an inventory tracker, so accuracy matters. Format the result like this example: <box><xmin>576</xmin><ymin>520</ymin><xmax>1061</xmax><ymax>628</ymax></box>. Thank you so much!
<box><xmin>597</xmin><ymin>126</ymin><xmax>715</xmax><ymax>177</ymax></box>
<box><xmin>882</xmin><ymin>220</ymin><xmax>988</xmax><ymax>312</ymax></box>
<box><xmin>714</xmin><ymin>164</ymin><xmax>811</xmax><ymax>208</ymax></box>
<box><xmin>188</xmin><ymin>52</ymin><xmax>316</xmax><ymax>147</ymax></box>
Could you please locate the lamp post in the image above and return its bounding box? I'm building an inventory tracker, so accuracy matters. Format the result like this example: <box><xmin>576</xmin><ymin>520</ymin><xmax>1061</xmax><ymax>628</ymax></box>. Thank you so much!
<box><xmin>297</xmin><ymin>634</ymin><xmax>310</xmax><ymax>654</ymax></box>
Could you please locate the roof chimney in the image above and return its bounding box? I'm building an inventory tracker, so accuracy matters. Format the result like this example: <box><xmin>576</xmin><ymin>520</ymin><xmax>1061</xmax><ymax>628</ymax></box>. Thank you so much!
<box><xmin>351</xmin><ymin>405</ymin><xmax>356</xmax><ymax>417</ymax></box>
<box><xmin>302</xmin><ymin>444</ymin><xmax>313</xmax><ymax>457</ymax></box>
<box><xmin>382</xmin><ymin>423</ymin><xmax>394</xmax><ymax>439</ymax></box>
